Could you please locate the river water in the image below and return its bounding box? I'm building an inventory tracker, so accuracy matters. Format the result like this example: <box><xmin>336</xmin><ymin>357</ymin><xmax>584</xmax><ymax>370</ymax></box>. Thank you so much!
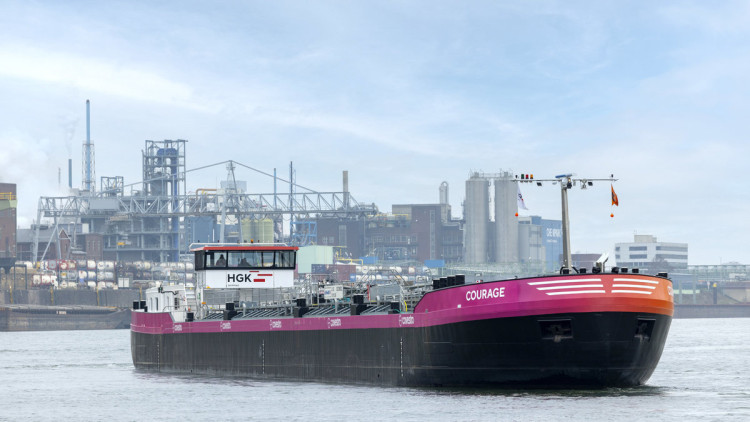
<box><xmin>1</xmin><ymin>318</ymin><xmax>748</xmax><ymax>421</ymax></box>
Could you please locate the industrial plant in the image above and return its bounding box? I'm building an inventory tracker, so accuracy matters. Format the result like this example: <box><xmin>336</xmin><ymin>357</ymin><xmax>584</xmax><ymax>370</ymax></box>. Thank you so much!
<box><xmin>4</xmin><ymin>101</ymin><xmax>562</xmax><ymax>279</ymax></box>
<box><xmin>2</xmin><ymin>100</ymin><xmax>746</xmax><ymax>311</ymax></box>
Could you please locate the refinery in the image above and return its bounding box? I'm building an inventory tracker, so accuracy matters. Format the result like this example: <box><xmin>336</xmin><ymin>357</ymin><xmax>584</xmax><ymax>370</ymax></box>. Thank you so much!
<box><xmin>1</xmin><ymin>101</ymin><xmax>749</xmax><ymax>321</ymax></box>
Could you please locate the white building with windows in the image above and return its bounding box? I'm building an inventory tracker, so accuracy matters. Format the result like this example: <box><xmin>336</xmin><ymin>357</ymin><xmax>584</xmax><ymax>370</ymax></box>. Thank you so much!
<box><xmin>615</xmin><ymin>234</ymin><xmax>688</xmax><ymax>270</ymax></box>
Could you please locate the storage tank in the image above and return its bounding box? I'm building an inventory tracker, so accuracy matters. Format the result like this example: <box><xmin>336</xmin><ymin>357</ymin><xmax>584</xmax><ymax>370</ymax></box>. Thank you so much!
<box><xmin>241</xmin><ymin>217</ymin><xmax>253</xmax><ymax>243</ymax></box>
<box><xmin>494</xmin><ymin>172</ymin><xmax>519</xmax><ymax>263</ymax></box>
<box><xmin>258</xmin><ymin>218</ymin><xmax>273</xmax><ymax>243</ymax></box>
<box><xmin>464</xmin><ymin>174</ymin><xmax>490</xmax><ymax>264</ymax></box>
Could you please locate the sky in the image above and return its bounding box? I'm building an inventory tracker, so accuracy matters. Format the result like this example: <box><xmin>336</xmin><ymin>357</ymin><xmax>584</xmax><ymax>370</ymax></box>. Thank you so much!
<box><xmin>1</xmin><ymin>1</ymin><xmax>748</xmax><ymax>265</ymax></box>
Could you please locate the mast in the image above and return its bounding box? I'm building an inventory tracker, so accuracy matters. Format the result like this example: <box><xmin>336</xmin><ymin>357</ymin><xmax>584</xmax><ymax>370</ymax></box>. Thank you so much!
<box><xmin>515</xmin><ymin>173</ymin><xmax>617</xmax><ymax>273</ymax></box>
<box><xmin>558</xmin><ymin>174</ymin><xmax>573</xmax><ymax>270</ymax></box>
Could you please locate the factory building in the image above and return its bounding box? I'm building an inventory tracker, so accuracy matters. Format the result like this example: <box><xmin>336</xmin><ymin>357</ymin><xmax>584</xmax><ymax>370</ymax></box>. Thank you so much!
<box><xmin>309</xmin><ymin>176</ymin><xmax>561</xmax><ymax>270</ymax></box>
<box><xmin>0</xmin><ymin>183</ymin><xmax>17</xmax><ymax>273</ymax></box>
<box><xmin>311</xmin><ymin>203</ymin><xmax>462</xmax><ymax>265</ymax></box>
<box><xmin>615</xmin><ymin>234</ymin><xmax>688</xmax><ymax>272</ymax></box>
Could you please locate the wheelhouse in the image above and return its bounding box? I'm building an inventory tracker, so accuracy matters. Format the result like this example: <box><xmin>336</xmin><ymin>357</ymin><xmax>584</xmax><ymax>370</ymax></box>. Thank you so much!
<box><xmin>191</xmin><ymin>243</ymin><xmax>298</xmax><ymax>291</ymax></box>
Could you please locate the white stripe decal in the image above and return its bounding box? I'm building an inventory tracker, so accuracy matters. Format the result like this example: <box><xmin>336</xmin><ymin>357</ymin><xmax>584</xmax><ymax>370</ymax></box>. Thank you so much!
<box><xmin>528</xmin><ymin>278</ymin><xmax>602</xmax><ymax>285</ymax></box>
<box><xmin>611</xmin><ymin>290</ymin><xmax>652</xmax><ymax>295</ymax></box>
<box><xmin>613</xmin><ymin>278</ymin><xmax>659</xmax><ymax>284</ymax></box>
<box><xmin>612</xmin><ymin>284</ymin><xmax>656</xmax><ymax>289</ymax></box>
<box><xmin>537</xmin><ymin>284</ymin><xmax>604</xmax><ymax>291</ymax></box>
<box><xmin>545</xmin><ymin>290</ymin><xmax>606</xmax><ymax>295</ymax></box>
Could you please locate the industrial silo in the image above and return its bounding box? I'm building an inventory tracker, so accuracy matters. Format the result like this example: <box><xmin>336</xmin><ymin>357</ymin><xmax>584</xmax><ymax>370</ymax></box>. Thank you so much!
<box><xmin>464</xmin><ymin>174</ymin><xmax>490</xmax><ymax>264</ymax></box>
<box><xmin>494</xmin><ymin>172</ymin><xmax>519</xmax><ymax>264</ymax></box>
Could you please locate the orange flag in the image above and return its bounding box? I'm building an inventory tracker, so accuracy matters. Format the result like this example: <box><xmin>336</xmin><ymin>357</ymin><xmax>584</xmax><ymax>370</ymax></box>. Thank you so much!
<box><xmin>611</xmin><ymin>184</ymin><xmax>619</xmax><ymax>206</ymax></box>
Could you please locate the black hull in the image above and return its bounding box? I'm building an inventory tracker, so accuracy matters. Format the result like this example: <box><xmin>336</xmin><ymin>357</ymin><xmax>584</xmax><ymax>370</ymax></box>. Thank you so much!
<box><xmin>132</xmin><ymin>311</ymin><xmax>671</xmax><ymax>387</ymax></box>
<box><xmin>1</xmin><ymin>305</ymin><xmax>131</xmax><ymax>331</ymax></box>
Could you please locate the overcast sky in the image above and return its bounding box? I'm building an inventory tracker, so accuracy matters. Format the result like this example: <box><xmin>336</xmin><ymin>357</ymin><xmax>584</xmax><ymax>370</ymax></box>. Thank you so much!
<box><xmin>1</xmin><ymin>1</ymin><xmax>748</xmax><ymax>265</ymax></box>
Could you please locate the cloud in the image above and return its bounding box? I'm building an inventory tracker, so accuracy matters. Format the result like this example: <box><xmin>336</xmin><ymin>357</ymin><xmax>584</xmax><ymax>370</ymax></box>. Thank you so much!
<box><xmin>0</xmin><ymin>44</ymin><xmax>208</xmax><ymax>112</ymax></box>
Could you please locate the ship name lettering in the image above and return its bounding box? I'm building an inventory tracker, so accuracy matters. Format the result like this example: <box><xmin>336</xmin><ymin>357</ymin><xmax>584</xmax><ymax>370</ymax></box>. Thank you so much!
<box><xmin>270</xmin><ymin>320</ymin><xmax>282</xmax><ymax>329</ymax></box>
<box><xmin>328</xmin><ymin>318</ymin><xmax>342</xmax><ymax>328</ymax></box>
<box><xmin>173</xmin><ymin>324</ymin><xmax>182</xmax><ymax>332</ymax></box>
<box><xmin>465</xmin><ymin>287</ymin><xmax>505</xmax><ymax>302</ymax></box>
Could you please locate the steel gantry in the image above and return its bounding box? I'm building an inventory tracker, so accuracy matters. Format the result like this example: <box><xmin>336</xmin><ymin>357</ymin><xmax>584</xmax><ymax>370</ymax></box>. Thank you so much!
<box><xmin>33</xmin><ymin>160</ymin><xmax>377</xmax><ymax>262</ymax></box>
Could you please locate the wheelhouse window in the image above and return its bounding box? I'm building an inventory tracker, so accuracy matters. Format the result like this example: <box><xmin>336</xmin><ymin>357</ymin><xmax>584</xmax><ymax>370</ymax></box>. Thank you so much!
<box><xmin>198</xmin><ymin>249</ymin><xmax>296</xmax><ymax>270</ymax></box>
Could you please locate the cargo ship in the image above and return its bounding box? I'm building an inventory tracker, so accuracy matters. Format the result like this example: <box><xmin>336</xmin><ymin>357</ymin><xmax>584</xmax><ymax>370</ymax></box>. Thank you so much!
<box><xmin>131</xmin><ymin>175</ymin><xmax>674</xmax><ymax>387</ymax></box>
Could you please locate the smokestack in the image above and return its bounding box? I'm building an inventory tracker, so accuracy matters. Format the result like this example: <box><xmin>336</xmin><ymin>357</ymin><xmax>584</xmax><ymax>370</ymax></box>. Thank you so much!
<box><xmin>82</xmin><ymin>99</ymin><xmax>95</xmax><ymax>193</ymax></box>
<box><xmin>68</xmin><ymin>159</ymin><xmax>72</xmax><ymax>188</ymax></box>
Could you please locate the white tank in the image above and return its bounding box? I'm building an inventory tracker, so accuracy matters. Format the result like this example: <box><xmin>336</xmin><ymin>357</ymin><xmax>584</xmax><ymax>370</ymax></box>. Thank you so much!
<box><xmin>67</xmin><ymin>260</ymin><xmax>77</xmax><ymax>270</ymax></box>
<box><xmin>185</xmin><ymin>262</ymin><xmax>194</xmax><ymax>271</ymax></box>
<box><xmin>96</xmin><ymin>281</ymin><xmax>107</xmax><ymax>290</ymax></box>
<box><xmin>60</xmin><ymin>261</ymin><xmax>68</xmax><ymax>270</ymax></box>
<box><xmin>143</xmin><ymin>262</ymin><xmax>152</xmax><ymax>270</ymax></box>
<box><xmin>98</xmin><ymin>271</ymin><xmax>114</xmax><ymax>281</ymax></box>
<box><xmin>32</xmin><ymin>274</ymin><xmax>41</xmax><ymax>285</ymax></box>
<box><xmin>409</xmin><ymin>267</ymin><xmax>415</xmax><ymax>275</ymax></box>
<box><xmin>87</xmin><ymin>260</ymin><xmax>96</xmax><ymax>270</ymax></box>
<box><xmin>185</xmin><ymin>273</ymin><xmax>194</xmax><ymax>281</ymax></box>
<box><xmin>87</xmin><ymin>281</ymin><xmax>96</xmax><ymax>289</ymax></box>
<box><xmin>42</xmin><ymin>274</ymin><xmax>51</xmax><ymax>284</ymax></box>
<box><xmin>104</xmin><ymin>261</ymin><xmax>114</xmax><ymax>270</ymax></box>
